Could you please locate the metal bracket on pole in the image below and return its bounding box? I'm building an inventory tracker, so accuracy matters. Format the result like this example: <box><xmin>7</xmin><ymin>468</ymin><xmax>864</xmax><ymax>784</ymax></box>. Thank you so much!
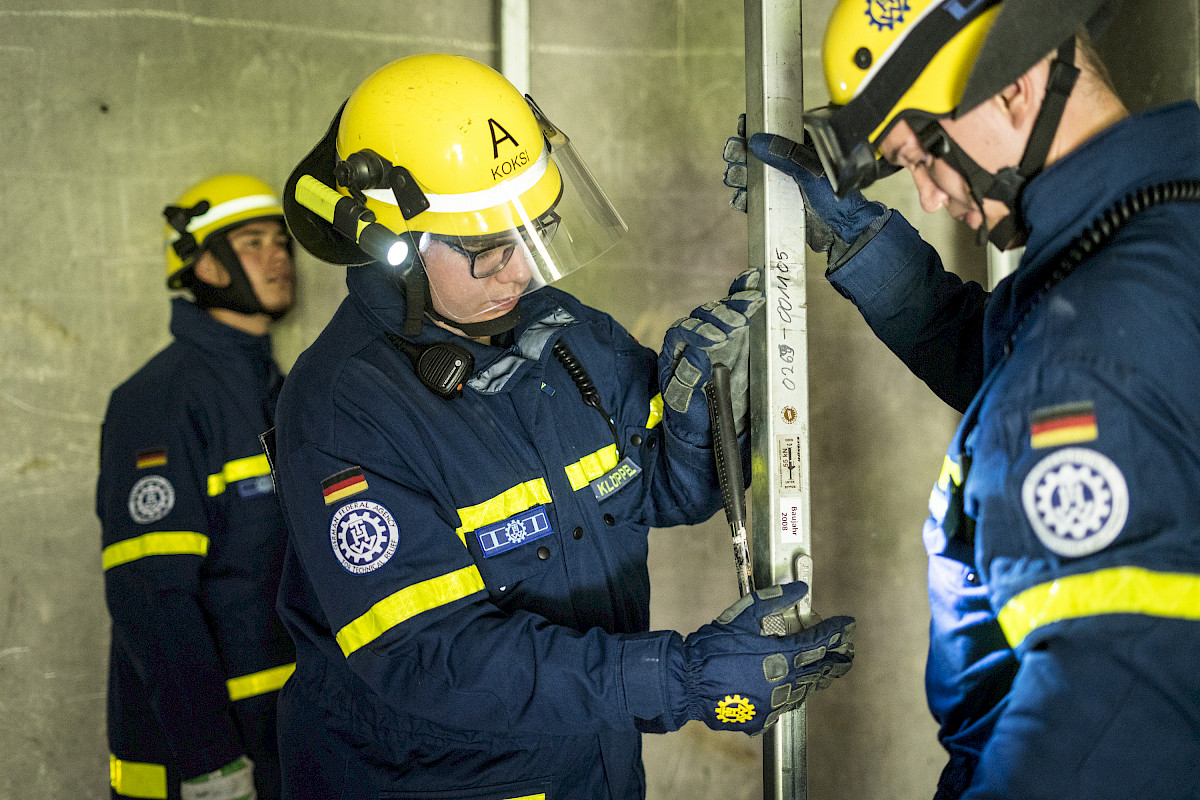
<box><xmin>744</xmin><ymin>1</ymin><xmax>811</xmax><ymax>799</ymax></box>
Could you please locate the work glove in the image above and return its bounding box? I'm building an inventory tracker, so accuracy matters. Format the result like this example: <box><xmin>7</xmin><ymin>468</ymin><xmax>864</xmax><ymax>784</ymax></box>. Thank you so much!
<box><xmin>723</xmin><ymin>114</ymin><xmax>888</xmax><ymax>268</ymax></box>
<box><xmin>659</xmin><ymin>268</ymin><xmax>764</xmax><ymax>445</ymax></box>
<box><xmin>668</xmin><ymin>581</ymin><xmax>855</xmax><ymax>735</ymax></box>
<box><xmin>180</xmin><ymin>756</ymin><xmax>256</xmax><ymax>800</ymax></box>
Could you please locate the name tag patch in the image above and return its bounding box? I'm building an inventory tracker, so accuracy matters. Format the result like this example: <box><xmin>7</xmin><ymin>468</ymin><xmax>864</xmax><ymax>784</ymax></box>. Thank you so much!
<box><xmin>476</xmin><ymin>505</ymin><xmax>554</xmax><ymax>558</ymax></box>
<box><xmin>236</xmin><ymin>475</ymin><xmax>276</xmax><ymax>499</ymax></box>
<box><xmin>590</xmin><ymin>457</ymin><xmax>642</xmax><ymax>502</ymax></box>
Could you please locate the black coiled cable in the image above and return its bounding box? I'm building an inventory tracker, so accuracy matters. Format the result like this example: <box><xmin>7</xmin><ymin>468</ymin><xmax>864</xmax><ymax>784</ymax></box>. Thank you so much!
<box><xmin>553</xmin><ymin>339</ymin><xmax>623</xmax><ymax>459</ymax></box>
<box><xmin>1007</xmin><ymin>179</ymin><xmax>1200</xmax><ymax>355</ymax></box>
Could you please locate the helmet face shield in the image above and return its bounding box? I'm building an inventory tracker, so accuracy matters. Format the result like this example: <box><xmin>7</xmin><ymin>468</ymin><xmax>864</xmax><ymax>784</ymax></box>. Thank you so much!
<box><xmin>812</xmin><ymin>0</ymin><xmax>1004</xmax><ymax>195</ymax></box>
<box><xmin>368</xmin><ymin>110</ymin><xmax>626</xmax><ymax>325</ymax></box>
<box><xmin>803</xmin><ymin>107</ymin><xmax>900</xmax><ymax>197</ymax></box>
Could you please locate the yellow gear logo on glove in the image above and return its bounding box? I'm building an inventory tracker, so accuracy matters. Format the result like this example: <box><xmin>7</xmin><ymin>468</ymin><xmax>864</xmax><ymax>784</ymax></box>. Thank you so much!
<box><xmin>715</xmin><ymin>694</ymin><xmax>757</xmax><ymax>724</ymax></box>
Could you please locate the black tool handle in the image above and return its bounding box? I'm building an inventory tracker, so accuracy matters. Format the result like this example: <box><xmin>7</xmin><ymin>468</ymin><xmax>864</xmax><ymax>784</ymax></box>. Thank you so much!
<box><xmin>705</xmin><ymin>363</ymin><xmax>753</xmax><ymax>596</ymax></box>
<box><xmin>706</xmin><ymin>364</ymin><xmax>746</xmax><ymax>523</ymax></box>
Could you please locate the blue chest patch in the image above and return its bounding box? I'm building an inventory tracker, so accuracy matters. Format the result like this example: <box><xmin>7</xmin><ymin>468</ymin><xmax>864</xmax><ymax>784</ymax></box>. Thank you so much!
<box><xmin>476</xmin><ymin>505</ymin><xmax>554</xmax><ymax>558</ymax></box>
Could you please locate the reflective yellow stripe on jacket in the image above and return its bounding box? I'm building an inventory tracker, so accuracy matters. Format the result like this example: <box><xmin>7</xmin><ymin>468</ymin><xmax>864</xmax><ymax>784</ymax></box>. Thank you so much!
<box><xmin>646</xmin><ymin>392</ymin><xmax>663</xmax><ymax>430</ymax></box>
<box><xmin>334</xmin><ymin>479</ymin><xmax>551</xmax><ymax>658</ymax></box>
<box><xmin>226</xmin><ymin>662</ymin><xmax>296</xmax><ymax>701</ymax></box>
<box><xmin>102</xmin><ymin>532</ymin><xmax>209</xmax><ymax>571</ymax></box>
<box><xmin>110</xmin><ymin>754</ymin><xmax>167</xmax><ymax>799</ymax></box>
<box><xmin>998</xmin><ymin>566</ymin><xmax>1200</xmax><ymax>648</ymax></box>
<box><xmin>565</xmin><ymin>444</ymin><xmax>619</xmax><ymax>491</ymax></box>
<box><xmin>207</xmin><ymin>453</ymin><xmax>272</xmax><ymax>496</ymax></box>
<box><xmin>335</xmin><ymin>566</ymin><xmax>485</xmax><ymax>657</ymax></box>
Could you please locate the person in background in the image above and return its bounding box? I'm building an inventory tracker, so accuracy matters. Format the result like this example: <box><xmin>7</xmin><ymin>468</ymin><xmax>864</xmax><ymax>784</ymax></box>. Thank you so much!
<box><xmin>97</xmin><ymin>174</ymin><xmax>298</xmax><ymax>800</ymax></box>
<box><xmin>270</xmin><ymin>53</ymin><xmax>855</xmax><ymax>799</ymax></box>
<box><xmin>726</xmin><ymin>0</ymin><xmax>1200</xmax><ymax>797</ymax></box>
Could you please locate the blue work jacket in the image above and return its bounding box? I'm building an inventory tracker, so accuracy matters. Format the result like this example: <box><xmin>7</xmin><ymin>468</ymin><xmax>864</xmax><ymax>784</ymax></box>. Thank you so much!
<box><xmin>272</xmin><ymin>264</ymin><xmax>724</xmax><ymax>799</ymax></box>
<box><xmin>828</xmin><ymin>102</ymin><xmax>1200</xmax><ymax>799</ymax></box>
<box><xmin>96</xmin><ymin>297</ymin><xmax>295</xmax><ymax>799</ymax></box>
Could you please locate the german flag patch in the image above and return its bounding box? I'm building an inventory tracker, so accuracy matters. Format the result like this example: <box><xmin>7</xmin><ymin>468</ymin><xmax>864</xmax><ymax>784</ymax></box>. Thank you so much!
<box><xmin>136</xmin><ymin>448</ymin><xmax>168</xmax><ymax>469</ymax></box>
<box><xmin>323</xmin><ymin>467</ymin><xmax>368</xmax><ymax>505</ymax></box>
<box><xmin>1030</xmin><ymin>402</ymin><xmax>1098</xmax><ymax>449</ymax></box>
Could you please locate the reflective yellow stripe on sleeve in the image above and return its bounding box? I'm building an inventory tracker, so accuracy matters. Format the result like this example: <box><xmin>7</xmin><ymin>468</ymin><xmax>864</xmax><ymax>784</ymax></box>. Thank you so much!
<box><xmin>453</xmin><ymin>478</ymin><xmax>552</xmax><ymax>546</ymax></box>
<box><xmin>226</xmin><ymin>662</ymin><xmax>296</xmax><ymax>701</ymax></box>
<box><xmin>564</xmin><ymin>444</ymin><xmax>619</xmax><ymax>491</ymax></box>
<box><xmin>646</xmin><ymin>392</ymin><xmax>663</xmax><ymax>430</ymax></box>
<box><xmin>207</xmin><ymin>453</ymin><xmax>272</xmax><ymax>496</ymax></box>
<box><xmin>998</xmin><ymin>566</ymin><xmax>1200</xmax><ymax>649</ymax></box>
<box><xmin>102</xmin><ymin>532</ymin><xmax>209</xmax><ymax>571</ymax></box>
<box><xmin>110</xmin><ymin>754</ymin><xmax>167</xmax><ymax>799</ymax></box>
<box><xmin>335</xmin><ymin>565</ymin><xmax>486</xmax><ymax>657</ymax></box>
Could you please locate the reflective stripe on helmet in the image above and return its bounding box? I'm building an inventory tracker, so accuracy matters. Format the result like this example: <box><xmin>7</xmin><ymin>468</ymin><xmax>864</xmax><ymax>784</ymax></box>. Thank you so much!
<box><xmin>362</xmin><ymin>147</ymin><xmax>551</xmax><ymax>215</ymax></box>
<box><xmin>183</xmin><ymin>193</ymin><xmax>282</xmax><ymax>232</ymax></box>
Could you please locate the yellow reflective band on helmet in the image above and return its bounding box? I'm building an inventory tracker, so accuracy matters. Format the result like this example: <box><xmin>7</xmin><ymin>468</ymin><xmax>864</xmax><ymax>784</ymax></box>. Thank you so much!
<box><xmin>207</xmin><ymin>454</ymin><xmax>273</xmax><ymax>496</ymax></box>
<box><xmin>565</xmin><ymin>444</ymin><xmax>619</xmax><ymax>492</ymax></box>
<box><xmin>102</xmin><ymin>531</ymin><xmax>209</xmax><ymax>571</ymax></box>
<box><xmin>335</xmin><ymin>565</ymin><xmax>486</xmax><ymax>657</ymax></box>
<box><xmin>226</xmin><ymin>662</ymin><xmax>296</xmax><ymax>702</ymax></box>
<box><xmin>646</xmin><ymin>393</ymin><xmax>664</xmax><ymax>430</ymax></box>
<box><xmin>110</xmin><ymin>754</ymin><xmax>167</xmax><ymax>799</ymax></box>
<box><xmin>454</xmin><ymin>478</ymin><xmax>552</xmax><ymax>546</ymax></box>
<box><xmin>998</xmin><ymin>567</ymin><xmax>1200</xmax><ymax>649</ymax></box>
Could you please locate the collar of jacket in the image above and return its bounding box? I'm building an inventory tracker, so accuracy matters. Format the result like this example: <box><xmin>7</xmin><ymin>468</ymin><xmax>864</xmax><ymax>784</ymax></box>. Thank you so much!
<box><xmin>345</xmin><ymin>263</ymin><xmax>578</xmax><ymax>395</ymax></box>
<box><xmin>983</xmin><ymin>101</ymin><xmax>1200</xmax><ymax>365</ymax></box>
<box><xmin>169</xmin><ymin>295</ymin><xmax>275</xmax><ymax>360</ymax></box>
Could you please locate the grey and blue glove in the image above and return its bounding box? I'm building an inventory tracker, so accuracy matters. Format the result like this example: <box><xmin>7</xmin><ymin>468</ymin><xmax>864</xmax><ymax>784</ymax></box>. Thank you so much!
<box><xmin>668</xmin><ymin>582</ymin><xmax>854</xmax><ymax>735</ymax></box>
<box><xmin>658</xmin><ymin>268</ymin><xmax>764</xmax><ymax>444</ymax></box>
<box><xmin>723</xmin><ymin>115</ymin><xmax>889</xmax><ymax>270</ymax></box>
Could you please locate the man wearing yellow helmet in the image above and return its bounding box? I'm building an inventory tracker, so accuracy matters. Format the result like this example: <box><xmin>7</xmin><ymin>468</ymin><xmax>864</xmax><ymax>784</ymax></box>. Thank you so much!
<box><xmin>97</xmin><ymin>175</ymin><xmax>298</xmax><ymax>800</ymax></box>
<box><xmin>271</xmin><ymin>53</ymin><xmax>855</xmax><ymax>798</ymax></box>
<box><xmin>726</xmin><ymin>0</ymin><xmax>1200</xmax><ymax>797</ymax></box>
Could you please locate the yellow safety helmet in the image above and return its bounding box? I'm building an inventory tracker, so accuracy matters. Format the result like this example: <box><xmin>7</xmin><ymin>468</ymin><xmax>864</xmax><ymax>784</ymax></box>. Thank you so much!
<box><xmin>163</xmin><ymin>174</ymin><xmax>284</xmax><ymax>288</ymax></box>
<box><xmin>335</xmin><ymin>54</ymin><xmax>562</xmax><ymax>239</ymax></box>
<box><xmin>805</xmin><ymin>0</ymin><xmax>1119</xmax><ymax>198</ymax></box>
<box><xmin>284</xmin><ymin>53</ymin><xmax>625</xmax><ymax>333</ymax></box>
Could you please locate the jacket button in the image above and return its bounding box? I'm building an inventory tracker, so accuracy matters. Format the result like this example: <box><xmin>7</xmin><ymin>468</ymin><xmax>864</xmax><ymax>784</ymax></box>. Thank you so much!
<box><xmin>646</xmin><ymin>437</ymin><xmax>657</xmax><ymax>451</ymax></box>
<box><xmin>630</xmin><ymin>433</ymin><xmax>643</xmax><ymax>447</ymax></box>
<box><xmin>572</xmin><ymin>526</ymin><xmax>583</xmax><ymax>540</ymax></box>
<box><xmin>537</xmin><ymin>546</ymin><xmax>551</xmax><ymax>560</ymax></box>
<box><xmin>603</xmin><ymin>513</ymin><xmax>615</xmax><ymax>526</ymax></box>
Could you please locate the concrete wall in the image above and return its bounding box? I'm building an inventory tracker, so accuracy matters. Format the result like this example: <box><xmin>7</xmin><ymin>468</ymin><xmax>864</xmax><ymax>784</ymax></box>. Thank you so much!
<box><xmin>0</xmin><ymin>1</ymin><xmax>1195</xmax><ymax>798</ymax></box>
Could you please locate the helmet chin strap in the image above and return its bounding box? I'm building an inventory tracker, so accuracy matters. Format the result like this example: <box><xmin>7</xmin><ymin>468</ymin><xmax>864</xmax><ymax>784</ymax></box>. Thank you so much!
<box><xmin>188</xmin><ymin>234</ymin><xmax>292</xmax><ymax>321</ymax></box>
<box><xmin>392</xmin><ymin>265</ymin><xmax>522</xmax><ymax>338</ymax></box>
<box><xmin>918</xmin><ymin>38</ymin><xmax>1080</xmax><ymax>251</ymax></box>
<box><xmin>426</xmin><ymin>305</ymin><xmax>522</xmax><ymax>338</ymax></box>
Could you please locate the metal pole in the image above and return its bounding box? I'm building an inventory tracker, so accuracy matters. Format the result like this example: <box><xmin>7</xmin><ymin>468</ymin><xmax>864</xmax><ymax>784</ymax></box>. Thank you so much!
<box><xmin>498</xmin><ymin>0</ymin><xmax>531</xmax><ymax>95</ymax></box>
<box><xmin>744</xmin><ymin>1</ymin><xmax>811</xmax><ymax>799</ymax></box>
